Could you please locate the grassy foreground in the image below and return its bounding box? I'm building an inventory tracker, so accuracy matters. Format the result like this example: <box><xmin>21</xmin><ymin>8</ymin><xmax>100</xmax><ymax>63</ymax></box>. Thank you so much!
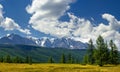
<box><xmin>0</xmin><ymin>63</ymin><xmax>119</xmax><ymax>72</ymax></box>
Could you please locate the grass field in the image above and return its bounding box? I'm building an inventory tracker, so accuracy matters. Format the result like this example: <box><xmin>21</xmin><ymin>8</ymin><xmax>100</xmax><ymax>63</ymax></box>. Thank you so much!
<box><xmin>0</xmin><ymin>63</ymin><xmax>119</xmax><ymax>72</ymax></box>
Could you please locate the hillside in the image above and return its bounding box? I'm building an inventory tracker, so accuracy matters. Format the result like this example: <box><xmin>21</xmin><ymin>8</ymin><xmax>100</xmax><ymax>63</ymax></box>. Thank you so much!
<box><xmin>0</xmin><ymin>44</ymin><xmax>86</xmax><ymax>63</ymax></box>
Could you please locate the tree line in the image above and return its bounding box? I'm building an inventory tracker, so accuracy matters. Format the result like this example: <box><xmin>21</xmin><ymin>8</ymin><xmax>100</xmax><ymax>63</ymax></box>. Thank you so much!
<box><xmin>0</xmin><ymin>53</ymin><xmax>77</xmax><ymax>64</ymax></box>
<box><xmin>83</xmin><ymin>35</ymin><xmax>119</xmax><ymax>66</ymax></box>
<box><xmin>0</xmin><ymin>55</ymin><xmax>32</xmax><ymax>64</ymax></box>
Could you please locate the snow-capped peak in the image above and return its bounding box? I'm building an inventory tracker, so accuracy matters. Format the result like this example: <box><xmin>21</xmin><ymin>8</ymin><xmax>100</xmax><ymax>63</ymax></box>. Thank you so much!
<box><xmin>41</xmin><ymin>37</ymin><xmax>49</xmax><ymax>40</ymax></box>
<box><xmin>6</xmin><ymin>33</ymin><xmax>14</xmax><ymax>40</ymax></box>
<box><xmin>0</xmin><ymin>34</ymin><xmax>87</xmax><ymax>49</ymax></box>
<box><xmin>6</xmin><ymin>34</ymin><xmax>10</xmax><ymax>37</ymax></box>
<box><xmin>26</xmin><ymin>36</ymin><xmax>38</xmax><ymax>40</ymax></box>
<box><xmin>49</xmin><ymin>38</ymin><xmax>55</xmax><ymax>43</ymax></box>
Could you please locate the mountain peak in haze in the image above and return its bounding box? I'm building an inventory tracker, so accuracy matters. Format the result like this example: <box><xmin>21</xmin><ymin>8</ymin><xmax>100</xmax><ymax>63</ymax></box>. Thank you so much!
<box><xmin>0</xmin><ymin>33</ymin><xmax>36</xmax><ymax>45</ymax></box>
<box><xmin>5</xmin><ymin>33</ymin><xmax>21</xmax><ymax>40</ymax></box>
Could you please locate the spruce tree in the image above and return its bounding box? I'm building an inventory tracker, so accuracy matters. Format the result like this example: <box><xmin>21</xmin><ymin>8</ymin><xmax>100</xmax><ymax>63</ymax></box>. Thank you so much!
<box><xmin>60</xmin><ymin>53</ymin><xmax>66</xmax><ymax>63</ymax></box>
<box><xmin>109</xmin><ymin>40</ymin><xmax>114</xmax><ymax>64</ymax></box>
<box><xmin>87</xmin><ymin>39</ymin><xmax>95</xmax><ymax>64</ymax></box>
<box><xmin>4</xmin><ymin>55</ymin><xmax>11</xmax><ymax>63</ymax></box>
<box><xmin>28</xmin><ymin>56</ymin><xmax>32</xmax><ymax>65</ymax></box>
<box><xmin>25</xmin><ymin>56</ymin><xmax>29</xmax><ymax>63</ymax></box>
<box><xmin>13</xmin><ymin>56</ymin><xmax>20</xmax><ymax>63</ymax></box>
<box><xmin>104</xmin><ymin>42</ymin><xmax>109</xmax><ymax>64</ymax></box>
<box><xmin>113</xmin><ymin>44</ymin><xmax>119</xmax><ymax>65</ymax></box>
<box><xmin>25</xmin><ymin>56</ymin><xmax>32</xmax><ymax>64</ymax></box>
<box><xmin>0</xmin><ymin>56</ymin><xmax>3</xmax><ymax>62</ymax></box>
<box><xmin>109</xmin><ymin>40</ymin><xmax>119</xmax><ymax>65</ymax></box>
<box><xmin>95</xmin><ymin>35</ymin><xmax>109</xmax><ymax>66</ymax></box>
<box><xmin>48</xmin><ymin>56</ymin><xmax>54</xmax><ymax>63</ymax></box>
<box><xmin>83</xmin><ymin>54</ymin><xmax>89</xmax><ymax>64</ymax></box>
<box><xmin>68</xmin><ymin>53</ymin><xmax>72</xmax><ymax>63</ymax></box>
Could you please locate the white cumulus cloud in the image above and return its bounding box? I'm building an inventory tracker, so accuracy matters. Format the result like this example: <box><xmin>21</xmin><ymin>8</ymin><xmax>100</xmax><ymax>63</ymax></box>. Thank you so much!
<box><xmin>1</xmin><ymin>17</ymin><xmax>20</xmax><ymax>30</ymax></box>
<box><xmin>26</xmin><ymin>0</ymin><xmax>120</xmax><ymax>49</ymax></box>
<box><xmin>26</xmin><ymin>0</ymin><xmax>74</xmax><ymax>37</ymax></box>
<box><xmin>102</xmin><ymin>13</ymin><xmax>120</xmax><ymax>31</ymax></box>
<box><xmin>0</xmin><ymin>4</ymin><xmax>31</xmax><ymax>35</ymax></box>
<box><xmin>26</xmin><ymin>0</ymin><xmax>72</xmax><ymax>20</ymax></box>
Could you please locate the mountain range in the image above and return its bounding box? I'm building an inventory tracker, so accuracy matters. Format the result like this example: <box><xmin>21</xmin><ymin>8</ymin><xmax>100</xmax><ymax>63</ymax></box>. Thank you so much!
<box><xmin>0</xmin><ymin>33</ymin><xmax>87</xmax><ymax>49</ymax></box>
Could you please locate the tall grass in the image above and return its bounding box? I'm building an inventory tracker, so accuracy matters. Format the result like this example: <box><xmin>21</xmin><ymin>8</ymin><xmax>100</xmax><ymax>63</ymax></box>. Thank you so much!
<box><xmin>0</xmin><ymin>63</ymin><xmax>119</xmax><ymax>72</ymax></box>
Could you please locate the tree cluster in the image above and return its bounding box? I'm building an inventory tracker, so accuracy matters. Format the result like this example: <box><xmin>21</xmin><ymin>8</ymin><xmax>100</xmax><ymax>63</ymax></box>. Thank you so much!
<box><xmin>48</xmin><ymin>53</ymin><xmax>77</xmax><ymax>64</ymax></box>
<box><xmin>0</xmin><ymin>55</ymin><xmax>32</xmax><ymax>64</ymax></box>
<box><xmin>83</xmin><ymin>35</ymin><xmax>119</xmax><ymax>66</ymax></box>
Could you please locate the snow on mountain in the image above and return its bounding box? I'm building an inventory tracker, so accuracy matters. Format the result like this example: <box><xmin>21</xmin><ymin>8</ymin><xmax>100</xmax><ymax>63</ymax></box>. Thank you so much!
<box><xmin>6</xmin><ymin>34</ymin><xmax>10</xmax><ymax>37</ymax></box>
<box><xmin>6</xmin><ymin>34</ymin><xmax>14</xmax><ymax>40</ymax></box>
<box><xmin>0</xmin><ymin>34</ymin><xmax>87</xmax><ymax>49</ymax></box>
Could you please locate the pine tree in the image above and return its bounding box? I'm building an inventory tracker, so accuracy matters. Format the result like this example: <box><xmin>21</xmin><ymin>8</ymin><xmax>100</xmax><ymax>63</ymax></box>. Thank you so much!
<box><xmin>19</xmin><ymin>57</ymin><xmax>23</xmax><ymax>63</ymax></box>
<box><xmin>0</xmin><ymin>56</ymin><xmax>3</xmax><ymax>62</ymax></box>
<box><xmin>25</xmin><ymin>56</ymin><xmax>29</xmax><ymax>63</ymax></box>
<box><xmin>4</xmin><ymin>55</ymin><xmax>11</xmax><ymax>63</ymax></box>
<box><xmin>109</xmin><ymin>40</ymin><xmax>114</xmax><ymax>64</ymax></box>
<box><xmin>60</xmin><ymin>53</ymin><xmax>66</xmax><ymax>63</ymax></box>
<box><xmin>87</xmin><ymin>39</ymin><xmax>95</xmax><ymax>64</ymax></box>
<box><xmin>113</xmin><ymin>44</ymin><xmax>119</xmax><ymax>65</ymax></box>
<box><xmin>48</xmin><ymin>56</ymin><xmax>54</xmax><ymax>63</ymax></box>
<box><xmin>67</xmin><ymin>53</ymin><xmax>72</xmax><ymax>63</ymax></box>
<box><xmin>25</xmin><ymin>56</ymin><xmax>32</xmax><ymax>64</ymax></box>
<box><xmin>93</xmin><ymin>48</ymin><xmax>98</xmax><ymax>64</ymax></box>
<box><xmin>95</xmin><ymin>35</ymin><xmax>109</xmax><ymax>66</ymax></box>
<box><xmin>28</xmin><ymin>56</ymin><xmax>32</xmax><ymax>65</ymax></box>
<box><xmin>83</xmin><ymin>54</ymin><xmax>89</xmax><ymax>64</ymax></box>
<box><xmin>104</xmin><ymin>42</ymin><xmax>109</xmax><ymax>64</ymax></box>
<box><xmin>13</xmin><ymin>56</ymin><xmax>20</xmax><ymax>63</ymax></box>
<box><xmin>109</xmin><ymin>40</ymin><xmax>119</xmax><ymax>65</ymax></box>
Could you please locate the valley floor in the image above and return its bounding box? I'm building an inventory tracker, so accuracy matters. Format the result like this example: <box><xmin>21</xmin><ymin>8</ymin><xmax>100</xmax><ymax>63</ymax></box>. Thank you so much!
<box><xmin>0</xmin><ymin>63</ymin><xmax>119</xmax><ymax>72</ymax></box>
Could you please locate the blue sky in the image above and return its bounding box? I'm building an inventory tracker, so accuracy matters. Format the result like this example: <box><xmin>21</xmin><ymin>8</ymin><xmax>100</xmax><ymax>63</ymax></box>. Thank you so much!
<box><xmin>69</xmin><ymin>0</ymin><xmax>120</xmax><ymax>23</ymax></box>
<box><xmin>0</xmin><ymin>0</ymin><xmax>120</xmax><ymax>46</ymax></box>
